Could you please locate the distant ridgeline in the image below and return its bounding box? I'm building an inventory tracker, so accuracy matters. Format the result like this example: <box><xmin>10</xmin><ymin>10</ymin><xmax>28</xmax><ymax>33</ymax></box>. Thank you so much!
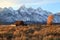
<box><xmin>0</xmin><ymin>6</ymin><xmax>60</xmax><ymax>25</ymax></box>
<box><xmin>0</xmin><ymin>21</ymin><xmax>46</xmax><ymax>25</ymax></box>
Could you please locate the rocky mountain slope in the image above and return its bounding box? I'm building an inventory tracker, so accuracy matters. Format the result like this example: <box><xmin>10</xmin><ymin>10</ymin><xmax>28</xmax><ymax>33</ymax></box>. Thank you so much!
<box><xmin>0</xmin><ymin>6</ymin><xmax>60</xmax><ymax>24</ymax></box>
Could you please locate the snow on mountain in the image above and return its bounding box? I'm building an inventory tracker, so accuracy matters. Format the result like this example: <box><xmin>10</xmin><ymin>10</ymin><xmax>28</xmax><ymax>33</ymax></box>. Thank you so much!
<box><xmin>0</xmin><ymin>6</ymin><xmax>53</xmax><ymax>24</ymax></box>
<box><xmin>53</xmin><ymin>13</ymin><xmax>60</xmax><ymax>23</ymax></box>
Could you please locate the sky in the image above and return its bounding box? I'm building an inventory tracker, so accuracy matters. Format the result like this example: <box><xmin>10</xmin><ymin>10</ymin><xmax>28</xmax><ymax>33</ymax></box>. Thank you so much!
<box><xmin>0</xmin><ymin>0</ymin><xmax>60</xmax><ymax>13</ymax></box>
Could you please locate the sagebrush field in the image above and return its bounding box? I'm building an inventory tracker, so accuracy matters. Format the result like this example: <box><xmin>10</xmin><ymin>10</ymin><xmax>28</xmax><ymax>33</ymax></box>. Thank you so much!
<box><xmin>0</xmin><ymin>24</ymin><xmax>60</xmax><ymax>40</ymax></box>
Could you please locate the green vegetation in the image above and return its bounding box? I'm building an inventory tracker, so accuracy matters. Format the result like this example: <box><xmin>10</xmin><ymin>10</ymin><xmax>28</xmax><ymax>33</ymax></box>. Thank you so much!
<box><xmin>48</xmin><ymin>38</ymin><xmax>53</xmax><ymax>40</ymax></box>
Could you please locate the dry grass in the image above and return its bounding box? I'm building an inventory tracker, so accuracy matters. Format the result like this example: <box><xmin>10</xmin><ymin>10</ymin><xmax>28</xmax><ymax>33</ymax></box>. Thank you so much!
<box><xmin>0</xmin><ymin>25</ymin><xmax>60</xmax><ymax>40</ymax></box>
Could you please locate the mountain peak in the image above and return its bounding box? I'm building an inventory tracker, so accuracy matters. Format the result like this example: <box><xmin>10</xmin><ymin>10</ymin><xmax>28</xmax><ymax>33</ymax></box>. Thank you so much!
<box><xmin>19</xmin><ymin>5</ymin><xmax>26</xmax><ymax>9</ymax></box>
<box><xmin>37</xmin><ymin>7</ymin><xmax>43</xmax><ymax>12</ymax></box>
<box><xmin>0</xmin><ymin>7</ymin><xmax>59</xmax><ymax>24</ymax></box>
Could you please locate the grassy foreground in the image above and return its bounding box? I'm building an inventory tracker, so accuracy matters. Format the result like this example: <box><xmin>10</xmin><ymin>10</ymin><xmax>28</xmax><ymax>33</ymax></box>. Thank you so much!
<box><xmin>0</xmin><ymin>25</ymin><xmax>60</xmax><ymax>40</ymax></box>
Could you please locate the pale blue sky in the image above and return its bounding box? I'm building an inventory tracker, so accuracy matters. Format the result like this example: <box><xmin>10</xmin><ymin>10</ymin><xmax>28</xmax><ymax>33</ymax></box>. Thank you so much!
<box><xmin>0</xmin><ymin>0</ymin><xmax>60</xmax><ymax>13</ymax></box>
